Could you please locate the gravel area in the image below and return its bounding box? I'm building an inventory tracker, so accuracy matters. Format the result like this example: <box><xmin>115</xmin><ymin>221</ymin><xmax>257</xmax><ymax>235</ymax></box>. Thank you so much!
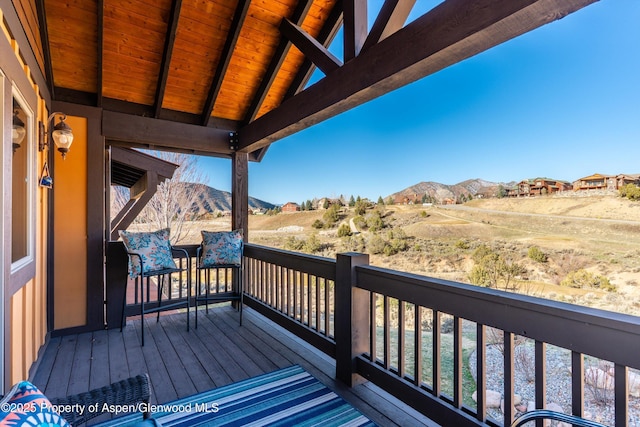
<box><xmin>468</xmin><ymin>344</ymin><xmax>640</xmax><ymax>426</ymax></box>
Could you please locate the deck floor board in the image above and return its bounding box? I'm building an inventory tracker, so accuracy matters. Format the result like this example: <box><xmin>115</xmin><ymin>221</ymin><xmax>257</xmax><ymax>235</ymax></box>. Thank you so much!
<box><xmin>32</xmin><ymin>306</ymin><xmax>437</xmax><ymax>427</ymax></box>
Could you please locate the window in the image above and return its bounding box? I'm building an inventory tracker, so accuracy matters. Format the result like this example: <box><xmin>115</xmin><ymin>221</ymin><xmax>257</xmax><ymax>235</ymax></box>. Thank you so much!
<box><xmin>11</xmin><ymin>90</ymin><xmax>34</xmax><ymax>270</ymax></box>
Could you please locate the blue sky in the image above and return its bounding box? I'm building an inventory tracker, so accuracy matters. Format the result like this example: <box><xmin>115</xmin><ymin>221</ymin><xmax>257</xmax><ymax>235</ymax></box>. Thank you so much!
<box><xmin>200</xmin><ymin>0</ymin><xmax>640</xmax><ymax>205</ymax></box>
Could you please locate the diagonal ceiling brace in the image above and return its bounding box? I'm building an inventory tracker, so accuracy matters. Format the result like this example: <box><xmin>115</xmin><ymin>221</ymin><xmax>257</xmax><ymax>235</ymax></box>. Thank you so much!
<box><xmin>279</xmin><ymin>19</ymin><xmax>342</xmax><ymax>75</ymax></box>
<box><xmin>343</xmin><ymin>0</ymin><xmax>367</xmax><ymax>61</ymax></box>
<box><xmin>361</xmin><ymin>0</ymin><xmax>416</xmax><ymax>53</ymax></box>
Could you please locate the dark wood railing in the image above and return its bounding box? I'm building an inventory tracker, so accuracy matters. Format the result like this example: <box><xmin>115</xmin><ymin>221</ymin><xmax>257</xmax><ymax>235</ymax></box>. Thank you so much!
<box><xmin>242</xmin><ymin>247</ymin><xmax>640</xmax><ymax>427</ymax></box>
<box><xmin>109</xmin><ymin>242</ymin><xmax>640</xmax><ymax>426</ymax></box>
<box><xmin>242</xmin><ymin>244</ymin><xmax>337</xmax><ymax>357</ymax></box>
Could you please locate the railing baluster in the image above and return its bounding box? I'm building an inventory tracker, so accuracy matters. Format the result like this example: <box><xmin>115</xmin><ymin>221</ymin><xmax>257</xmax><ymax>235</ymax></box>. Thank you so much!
<box><xmin>453</xmin><ymin>316</ymin><xmax>462</xmax><ymax>408</ymax></box>
<box><xmin>324</xmin><ymin>278</ymin><xmax>330</xmax><ymax>336</ymax></box>
<box><xmin>370</xmin><ymin>292</ymin><xmax>377</xmax><ymax>363</ymax></box>
<box><xmin>535</xmin><ymin>340</ymin><xmax>547</xmax><ymax>427</ymax></box>
<box><xmin>504</xmin><ymin>331</ymin><xmax>515</xmax><ymax>426</ymax></box>
<box><xmin>398</xmin><ymin>300</ymin><xmax>405</xmax><ymax>378</ymax></box>
<box><xmin>571</xmin><ymin>351</ymin><xmax>584</xmax><ymax>417</ymax></box>
<box><xmin>384</xmin><ymin>295</ymin><xmax>390</xmax><ymax>370</ymax></box>
<box><xmin>414</xmin><ymin>305</ymin><xmax>422</xmax><ymax>387</ymax></box>
<box><xmin>315</xmin><ymin>275</ymin><xmax>321</xmax><ymax>332</ymax></box>
<box><xmin>476</xmin><ymin>324</ymin><xmax>486</xmax><ymax>422</ymax></box>
<box><xmin>293</xmin><ymin>270</ymin><xmax>297</xmax><ymax>320</ymax></box>
<box><xmin>306</xmin><ymin>273</ymin><xmax>312</xmax><ymax>326</ymax></box>
<box><xmin>433</xmin><ymin>310</ymin><xmax>441</xmax><ymax>396</ymax></box>
<box><xmin>615</xmin><ymin>364</ymin><xmax>629</xmax><ymax>427</ymax></box>
<box><xmin>285</xmin><ymin>268</ymin><xmax>291</xmax><ymax>317</ymax></box>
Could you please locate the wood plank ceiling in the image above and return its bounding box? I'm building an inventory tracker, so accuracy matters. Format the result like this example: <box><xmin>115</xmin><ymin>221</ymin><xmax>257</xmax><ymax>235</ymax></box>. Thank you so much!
<box><xmin>37</xmin><ymin>0</ymin><xmax>599</xmax><ymax>160</ymax></box>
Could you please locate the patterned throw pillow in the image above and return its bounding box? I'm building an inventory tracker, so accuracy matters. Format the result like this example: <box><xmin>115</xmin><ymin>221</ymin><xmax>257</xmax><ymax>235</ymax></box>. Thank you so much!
<box><xmin>200</xmin><ymin>230</ymin><xmax>243</xmax><ymax>267</ymax></box>
<box><xmin>0</xmin><ymin>381</ymin><xmax>70</xmax><ymax>426</ymax></box>
<box><xmin>119</xmin><ymin>229</ymin><xmax>177</xmax><ymax>277</ymax></box>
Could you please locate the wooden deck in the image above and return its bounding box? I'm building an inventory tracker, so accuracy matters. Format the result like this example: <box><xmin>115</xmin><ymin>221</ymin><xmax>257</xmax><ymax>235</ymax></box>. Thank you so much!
<box><xmin>31</xmin><ymin>305</ymin><xmax>437</xmax><ymax>426</ymax></box>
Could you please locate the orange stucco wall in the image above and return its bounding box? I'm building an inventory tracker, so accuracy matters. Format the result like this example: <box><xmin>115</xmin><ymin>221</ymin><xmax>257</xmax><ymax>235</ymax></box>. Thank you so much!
<box><xmin>53</xmin><ymin>115</ymin><xmax>88</xmax><ymax>329</ymax></box>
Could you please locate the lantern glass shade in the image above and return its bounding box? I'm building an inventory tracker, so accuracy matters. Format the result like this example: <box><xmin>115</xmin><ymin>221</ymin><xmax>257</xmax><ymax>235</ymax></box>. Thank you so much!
<box><xmin>12</xmin><ymin>112</ymin><xmax>26</xmax><ymax>148</ymax></box>
<box><xmin>51</xmin><ymin>118</ymin><xmax>73</xmax><ymax>157</ymax></box>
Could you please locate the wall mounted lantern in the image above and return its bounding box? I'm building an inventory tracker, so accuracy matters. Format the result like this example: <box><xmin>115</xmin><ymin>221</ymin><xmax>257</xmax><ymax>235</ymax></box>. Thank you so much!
<box><xmin>39</xmin><ymin>112</ymin><xmax>74</xmax><ymax>159</ymax></box>
<box><xmin>12</xmin><ymin>109</ymin><xmax>26</xmax><ymax>152</ymax></box>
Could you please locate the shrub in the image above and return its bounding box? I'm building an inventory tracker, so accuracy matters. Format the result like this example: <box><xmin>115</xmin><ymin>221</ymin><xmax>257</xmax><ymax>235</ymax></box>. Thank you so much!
<box><xmin>620</xmin><ymin>183</ymin><xmax>640</xmax><ymax>201</ymax></box>
<box><xmin>341</xmin><ymin>235</ymin><xmax>365</xmax><ymax>252</ymax></box>
<box><xmin>560</xmin><ymin>269</ymin><xmax>616</xmax><ymax>292</ymax></box>
<box><xmin>367</xmin><ymin>234</ymin><xmax>387</xmax><ymax>254</ymax></box>
<box><xmin>527</xmin><ymin>246</ymin><xmax>548</xmax><ymax>263</ymax></box>
<box><xmin>283</xmin><ymin>236</ymin><xmax>304</xmax><ymax>251</ymax></box>
<box><xmin>455</xmin><ymin>239</ymin><xmax>470</xmax><ymax>250</ymax></box>
<box><xmin>303</xmin><ymin>234</ymin><xmax>322</xmax><ymax>253</ymax></box>
<box><xmin>354</xmin><ymin>200</ymin><xmax>368</xmax><ymax>216</ymax></box>
<box><xmin>337</xmin><ymin>223</ymin><xmax>351</xmax><ymax>237</ymax></box>
<box><xmin>352</xmin><ymin>215</ymin><xmax>366</xmax><ymax>230</ymax></box>
<box><xmin>322</xmin><ymin>204</ymin><xmax>340</xmax><ymax>226</ymax></box>
<box><xmin>366</xmin><ymin>213</ymin><xmax>385</xmax><ymax>232</ymax></box>
<box><xmin>311</xmin><ymin>219</ymin><xmax>324</xmax><ymax>229</ymax></box>
<box><xmin>472</xmin><ymin>244</ymin><xmax>495</xmax><ymax>263</ymax></box>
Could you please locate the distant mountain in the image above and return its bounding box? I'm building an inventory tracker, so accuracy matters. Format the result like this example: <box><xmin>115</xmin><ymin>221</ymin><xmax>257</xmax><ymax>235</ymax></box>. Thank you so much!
<box><xmin>388</xmin><ymin>178</ymin><xmax>514</xmax><ymax>203</ymax></box>
<box><xmin>184</xmin><ymin>183</ymin><xmax>276</xmax><ymax>213</ymax></box>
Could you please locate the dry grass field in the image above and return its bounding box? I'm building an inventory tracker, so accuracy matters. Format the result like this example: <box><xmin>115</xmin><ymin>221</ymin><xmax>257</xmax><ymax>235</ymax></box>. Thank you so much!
<box><xmin>183</xmin><ymin>194</ymin><xmax>640</xmax><ymax>315</ymax></box>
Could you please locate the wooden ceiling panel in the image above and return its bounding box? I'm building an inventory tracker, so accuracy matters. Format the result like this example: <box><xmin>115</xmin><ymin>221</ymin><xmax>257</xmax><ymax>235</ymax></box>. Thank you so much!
<box><xmin>102</xmin><ymin>0</ymin><xmax>170</xmax><ymax>104</ymax></box>
<box><xmin>46</xmin><ymin>0</ymin><xmax>98</xmax><ymax>92</ymax></box>
<box><xmin>212</xmin><ymin>0</ymin><xmax>293</xmax><ymax>121</ymax></box>
<box><xmin>161</xmin><ymin>0</ymin><xmax>237</xmax><ymax>114</ymax></box>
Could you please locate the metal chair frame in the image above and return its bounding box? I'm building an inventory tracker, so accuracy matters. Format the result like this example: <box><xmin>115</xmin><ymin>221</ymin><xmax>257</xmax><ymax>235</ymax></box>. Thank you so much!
<box><xmin>121</xmin><ymin>247</ymin><xmax>191</xmax><ymax>346</ymax></box>
<box><xmin>194</xmin><ymin>245</ymin><xmax>243</xmax><ymax>328</ymax></box>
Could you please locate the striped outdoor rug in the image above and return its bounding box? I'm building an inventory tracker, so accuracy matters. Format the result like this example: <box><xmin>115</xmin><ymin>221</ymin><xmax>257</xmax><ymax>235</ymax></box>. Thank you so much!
<box><xmin>94</xmin><ymin>365</ymin><xmax>376</xmax><ymax>426</ymax></box>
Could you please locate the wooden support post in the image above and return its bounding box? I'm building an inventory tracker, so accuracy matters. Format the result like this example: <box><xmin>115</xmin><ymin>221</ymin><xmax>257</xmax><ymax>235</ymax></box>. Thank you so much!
<box><xmin>335</xmin><ymin>252</ymin><xmax>370</xmax><ymax>386</ymax></box>
<box><xmin>231</xmin><ymin>152</ymin><xmax>248</xmax><ymax>240</ymax></box>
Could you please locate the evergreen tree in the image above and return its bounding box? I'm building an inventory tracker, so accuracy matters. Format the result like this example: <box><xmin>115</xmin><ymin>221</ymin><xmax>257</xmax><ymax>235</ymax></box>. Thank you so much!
<box><xmin>377</xmin><ymin>196</ymin><xmax>385</xmax><ymax>205</ymax></box>
<box><xmin>348</xmin><ymin>195</ymin><xmax>356</xmax><ymax>207</ymax></box>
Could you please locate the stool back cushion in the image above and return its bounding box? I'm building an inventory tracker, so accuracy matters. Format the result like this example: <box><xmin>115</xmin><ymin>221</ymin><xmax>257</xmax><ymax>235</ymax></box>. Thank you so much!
<box><xmin>0</xmin><ymin>381</ymin><xmax>70</xmax><ymax>426</ymax></box>
<box><xmin>119</xmin><ymin>228</ymin><xmax>177</xmax><ymax>277</ymax></box>
<box><xmin>201</xmin><ymin>230</ymin><xmax>243</xmax><ymax>267</ymax></box>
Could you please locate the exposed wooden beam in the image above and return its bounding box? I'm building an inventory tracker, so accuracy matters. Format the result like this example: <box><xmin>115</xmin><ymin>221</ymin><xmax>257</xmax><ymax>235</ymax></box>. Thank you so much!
<box><xmin>238</xmin><ymin>0</ymin><xmax>598</xmax><ymax>153</ymax></box>
<box><xmin>279</xmin><ymin>19</ymin><xmax>342</xmax><ymax>75</ymax></box>
<box><xmin>155</xmin><ymin>0</ymin><xmax>183</xmax><ymax>118</ymax></box>
<box><xmin>35</xmin><ymin>0</ymin><xmax>55</xmax><ymax>99</ymax></box>
<box><xmin>343</xmin><ymin>0</ymin><xmax>367</xmax><ymax>61</ymax></box>
<box><xmin>97</xmin><ymin>0</ymin><xmax>104</xmax><ymax>107</ymax></box>
<box><xmin>110</xmin><ymin>172</ymin><xmax>159</xmax><ymax>240</ymax></box>
<box><xmin>111</xmin><ymin>146</ymin><xmax>179</xmax><ymax>180</ymax></box>
<box><xmin>284</xmin><ymin>2</ymin><xmax>343</xmax><ymax>99</ymax></box>
<box><xmin>201</xmin><ymin>0</ymin><xmax>251</xmax><ymax>126</ymax></box>
<box><xmin>361</xmin><ymin>0</ymin><xmax>416</xmax><ymax>53</ymax></box>
<box><xmin>103</xmin><ymin>110</ymin><xmax>233</xmax><ymax>156</ymax></box>
<box><xmin>232</xmin><ymin>152</ymin><xmax>249</xmax><ymax>241</ymax></box>
<box><xmin>243</xmin><ymin>0</ymin><xmax>315</xmax><ymax>124</ymax></box>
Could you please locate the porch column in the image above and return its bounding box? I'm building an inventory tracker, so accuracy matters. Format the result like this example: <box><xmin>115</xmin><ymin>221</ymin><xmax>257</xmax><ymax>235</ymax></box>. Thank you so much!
<box><xmin>335</xmin><ymin>252</ymin><xmax>370</xmax><ymax>386</ymax></box>
<box><xmin>231</xmin><ymin>152</ymin><xmax>248</xmax><ymax>240</ymax></box>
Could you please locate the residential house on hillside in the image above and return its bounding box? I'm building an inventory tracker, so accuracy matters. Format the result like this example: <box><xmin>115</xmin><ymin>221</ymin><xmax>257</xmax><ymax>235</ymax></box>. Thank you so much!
<box><xmin>394</xmin><ymin>193</ymin><xmax>421</xmax><ymax>205</ymax></box>
<box><xmin>573</xmin><ymin>173</ymin><xmax>640</xmax><ymax>191</ymax></box>
<box><xmin>281</xmin><ymin>202</ymin><xmax>300</xmax><ymax>212</ymax></box>
<box><xmin>507</xmin><ymin>178</ymin><xmax>571</xmax><ymax>197</ymax></box>
<box><xmin>316</xmin><ymin>197</ymin><xmax>343</xmax><ymax>209</ymax></box>
<box><xmin>615</xmin><ymin>174</ymin><xmax>640</xmax><ymax>189</ymax></box>
<box><xmin>573</xmin><ymin>173</ymin><xmax>616</xmax><ymax>191</ymax></box>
